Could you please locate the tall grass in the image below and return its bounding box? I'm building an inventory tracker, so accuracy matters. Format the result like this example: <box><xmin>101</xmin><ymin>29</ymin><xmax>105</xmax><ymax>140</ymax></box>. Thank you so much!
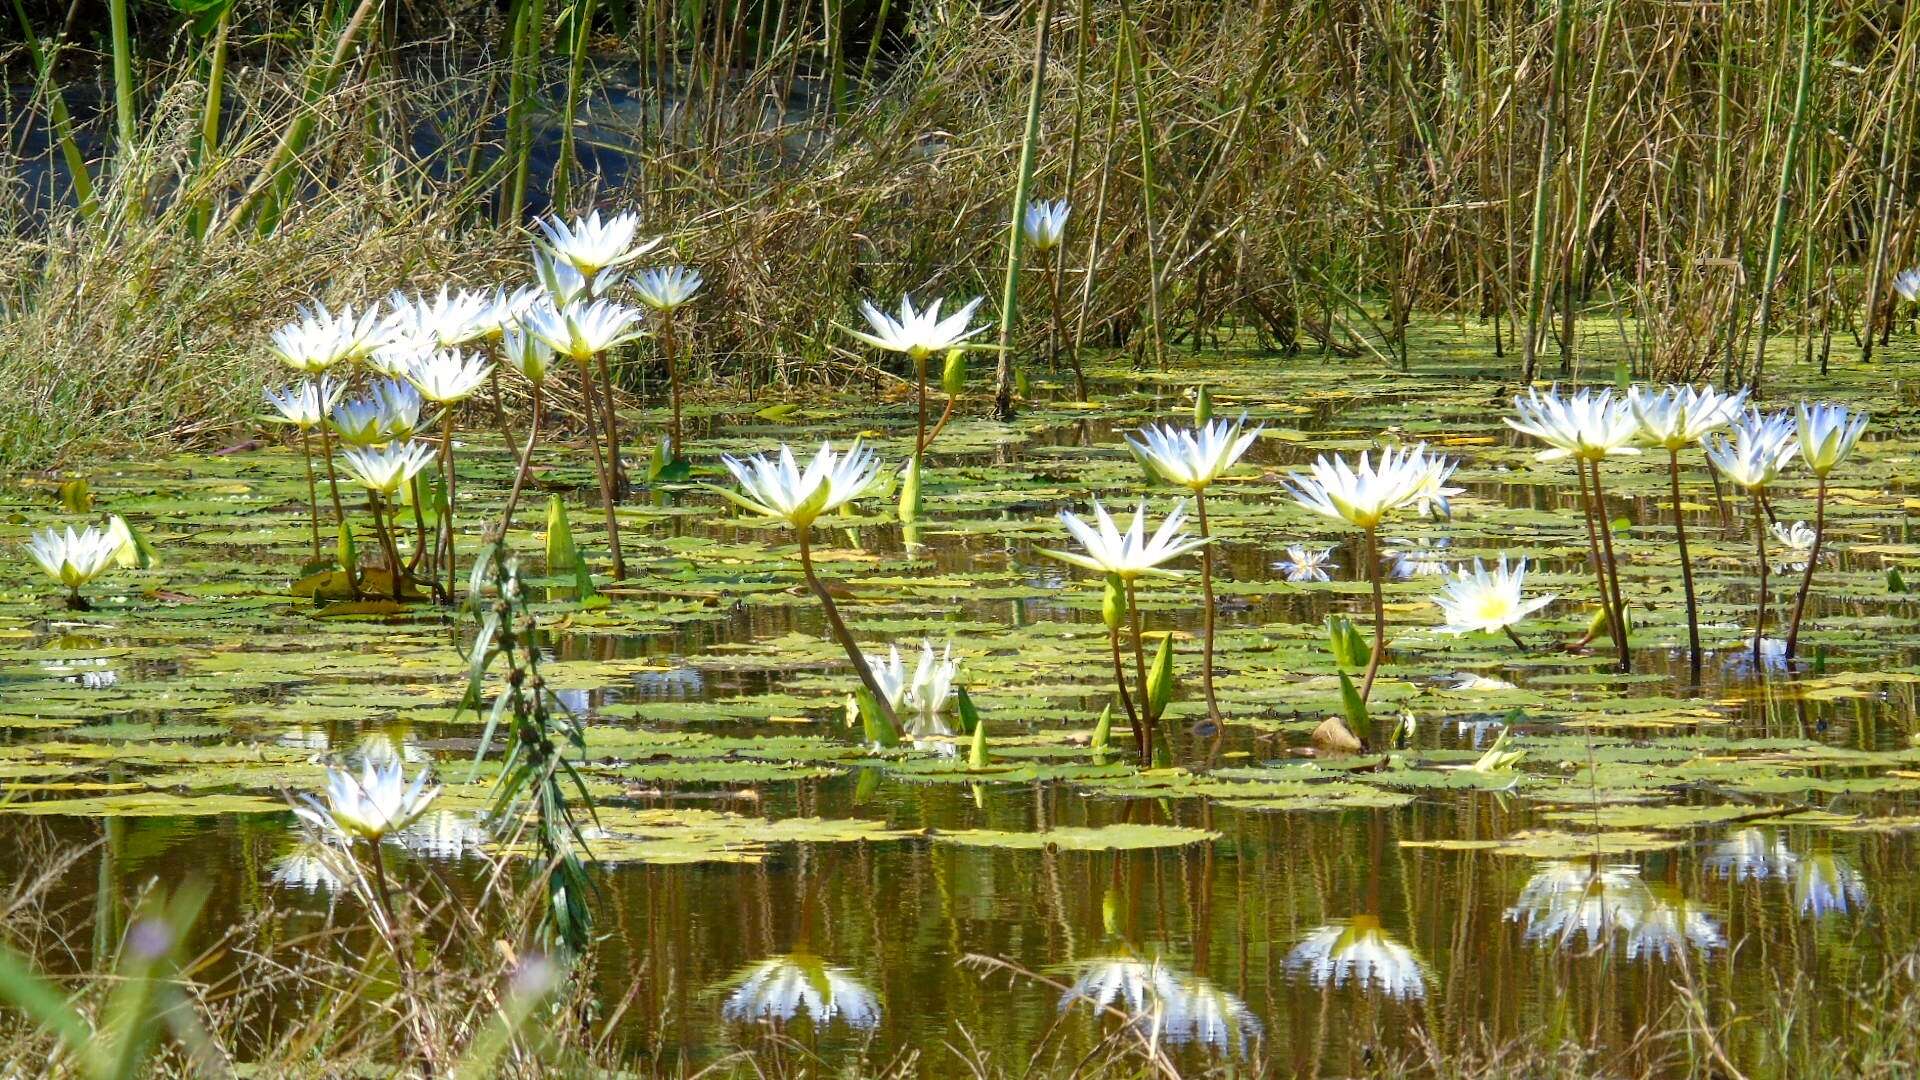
<box><xmin>3</xmin><ymin>0</ymin><xmax>1918</xmax><ymax>466</ymax></box>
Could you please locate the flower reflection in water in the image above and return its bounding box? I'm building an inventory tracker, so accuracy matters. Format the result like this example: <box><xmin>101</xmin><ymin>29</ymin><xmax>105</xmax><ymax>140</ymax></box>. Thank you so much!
<box><xmin>1795</xmin><ymin>852</ymin><xmax>1868</xmax><ymax>918</ymax></box>
<box><xmin>1284</xmin><ymin>916</ymin><xmax>1427</xmax><ymax>1001</ymax></box>
<box><xmin>1706</xmin><ymin>829</ymin><xmax>1798</xmax><ymax>883</ymax></box>
<box><xmin>1507</xmin><ymin>863</ymin><xmax>1723</xmax><ymax>960</ymax></box>
<box><xmin>1060</xmin><ymin>956</ymin><xmax>1262</xmax><ymax>1056</ymax></box>
<box><xmin>720</xmin><ymin>953</ymin><xmax>881</xmax><ymax>1030</ymax></box>
<box><xmin>269</xmin><ymin>839</ymin><xmax>350</xmax><ymax>894</ymax></box>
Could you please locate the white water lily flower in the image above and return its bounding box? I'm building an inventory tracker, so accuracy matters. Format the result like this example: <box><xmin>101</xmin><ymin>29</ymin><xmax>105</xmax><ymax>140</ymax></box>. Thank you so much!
<box><xmin>629</xmin><ymin>265</ymin><xmax>703</xmax><ymax>312</ymax></box>
<box><xmin>269</xmin><ymin>302</ymin><xmax>383</xmax><ymax>373</ymax></box>
<box><xmin>1628</xmin><ymin>384</ymin><xmax>1748</xmax><ymax>450</ymax></box>
<box><xmin>373</xmin><ymin>379</ymin><xmax>425</xmax><ymax>440</ymax></box>
<box><xmin>719</xmin><ymin>440</ymin><xmax>882</xmax><ymax>530</ymax></box>
<box><xmin>866</xmin><ymin>640</ymin><xmax>960</xmax><ymax>737</ymax></box>
<box><xmin>532</xmin><ymin>250</ymin><xmax>622</xmax><ymax>306</ymax></box>
<box><xmin>1432</xmin><ymin>556</ymin><xmax>1555</xmax><ymax>635</ymax></box>
<box><xmin>1706</xmin><ymin>829</ymin><xmax>1799</xmax><ymax>882</ymax></box>
<box><xmin>27</xmin><ymin>525</ymin><xmax>121</xmax><ymax>589</ymax></box>
<box><xmin>1275</xmin><ymin>545</ymin><xmax>1336</xmax><ymax>583</ymax></box>
<box><xmin>1410</xmin><ymin>457</ymin><xmax>1466</xmax><ymax>518</ymax></box>
<box><xmin>1039</xmin><ymin>499</ymin><xmax>1208</xmax><ymax>581</ymax></box>
<box><xmin>294</xmin><ymin>755</ymin><xmax>440</xmax><ymax>842</ymax></box>
<box><xmin>263</xmin><ymin>378</ymin><xmax>339</xmax><ymax>430</ymax></box>
<box><xmin>721</xmin><ymin>954</ymin><xmax>880</xmax><ymax>1029</ymax></box>
<box><xmin>1894</xmin><ymin>267</ymin><xmax>1920</xmax><ymax>302</ymax></box>
<box><xmin>474</xmin><ymin>285</ymin><xmax>544</xmax><ymax>341</ymax></box>
<box><xmin>846</xmin><ymin>294</ymin><xmax>989</xmax><ymax>361</ymax></box>
<box><xmin>329</xmin><ymin>395</ymin><xmax>389</xmax><ymax>448</ymax></box>
<box><xmin>1507</xmin><ymin>386</ymin><xmax>1642</xmax><ymax>461</ymax></box>
<box><xmin>1387</xmin><ymin>536</ymin><xmax>1452</xmax><ymax>579</ymax></box>
<box><xmin>339</xmin><ymin>440</ymin><xmax>438</xmax><ymax>495</ymax></box>
<box><xmin>1795</xmin><ymin>852</ymin><xmax>1867</xmax><ymax>918</ymax></box>
<box><xmin>1704</xmin><ymin>409</ymin><xmax>1798</xmax><ymax>491</ymax></box>
<box><xmin>536</xmin><ymin>209</ymin><xmax>659</xmax><ymax>277</ymax></box>
<box><xmin>1284</xmin><ymin>917</ymin><xmax>1427</xmax><ymax>1001</ymax></box>
<box><xmin>404</xmin><ymin>348</ymin><xmax>493</xmax><ymax>405</ymax></box>
<box><xmin>1795</xmin><ymin>401</ymin><xmax>1868</xmax><ymax>477</ymax></box>
<box><xmin>384</xmin><ymin>286</ymin><xmax>496</xmax><ymax>348</ymax></box>
<box><xmin>501</xmin><ymin>327</ymin><xmax>554</xmax><ymax>384</ymax></box>
<box><xmin>1287</xmin><ymin>444</ymin><xmax>1451</xmax><ymax>530</ymax></box>
<box><xmin>1022</xmin><ymin>198</ymin><xmax>1070</xmax><ymax>252</ymax></box>
<box><xmin>521</xmin><ymin>298</ymin><xmax>647</xmax><ymax>363</ymax></box>
<box><xmin>1126</xmin><ymin>414</ymin><xmax>1262</xmax><ymax>490</ymax></box>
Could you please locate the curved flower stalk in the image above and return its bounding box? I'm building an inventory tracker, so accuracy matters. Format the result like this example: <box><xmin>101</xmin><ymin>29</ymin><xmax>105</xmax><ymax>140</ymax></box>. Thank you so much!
<box><xmin>1509</xmin><ymin>386</ymin><xmax>1638</xmax><ymax>670</ymax></box>
<box><xmin>497</xmin><ymin>328</ymin><xmax>556</xmax><ymax>536</ymax></box>
<box><xmin>720</xmin><ymin>954</ymin><xmax>881</xmax><ymax>1030</ymax></box>
<box><xmin>630</xmin><ymin>265</ymin><xmax>703</xmax><ymax>458</ymax></box>
<box><xmin>1705</xmin><ymin>409</ymin><xmax>1799</xmax><ymax>666</ymax></box>
<box><xmin>523</xmin><ymin>297</ymin><xmax>649</xmax><ymax>576</ymax></box>
<box><xmin>1039</xmin><ymin>499</ymin><xmax>1206</xmax><ymax>763</ymax></box>
<box><xmin>1284</xmin><ymin>917</ymin><xmax>1427</xmax><ymax>1001</ymax></box>
<box><xmin>338</xmin><ymin>440</ymin><xmax>438</xmax><ymax>600</ymax></box>
<box><xmin>719</xmin><ymin>441</ymin><xmax>900</xmax><ymax>733</ymax></box>
<box><xmin>1127</xmin><ymin>414</ymin><xmax>1262</xmax><ymax>722</ymax></box>
<box><xmin>1275</xmin><ymin>545</ymin><xmax>1336</xmax><ymax>583</ymax></box>
<box><xmin>1786</xmin><ymin>402</ymin><xmax>1868</xmax><ymax>658</ymax></box>
<box><xmin>405</xmin><ymin>349</ymin><xmax>494</xmax><ymax>600</ymax></box>
<box><xmin>846</xmin><ymin>294</ymin><xmax>988</xmax><ymax>461</ymax></box>
<box><xmin>1287</xmin><ymin>443</ymin><xmax>1457</xmax><ymax>708</ymax></box>
<box><xmin>866</xmin><ymin>639</ymin><xmax>960</xmax><ymax>738</ymax></box>
<box><xmin>265</xmin><ymin>377</ymin><xmax>341</xmax><ymax>557</ymax></box>
<box><xmin>1431</xmin><ymin>556</ymin><xmax>1555</xmax><ymax>648</ymax></box>
<box><xmin>26</xmin><ymin>524</ymin><xmax>122</xmax><ymax>610</ymax></box>
<box><xmin>1629</xmin><ymin>383</ymin><xmax>1747</xmax><ymax>678</ymax></box>
<box><xmin>1022</xmin><ymin>199</ymin><xmax>1081</xmax><ymax>398</ymax></box>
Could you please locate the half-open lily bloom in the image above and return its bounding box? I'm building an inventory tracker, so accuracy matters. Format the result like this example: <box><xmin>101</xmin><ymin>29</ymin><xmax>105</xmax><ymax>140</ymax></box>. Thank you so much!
<box><xmin>1628</xmin><ymin>384</ymin><xmax>1747</xmax><ymax>450</ymax></box>
<box><xmin>294</xmin><ymin>755</ymin><xmax>440</xmax><ymax>843</ymax></box>
<box><xmin>1039</xmin><ymin>499</ymin><xmax>1208</xmax><ymax>581</ymax></box>
<box><xmin>340</xmin><ymin>440</ymin><xmax>438</xmax><ymax>495</ymax></box>
<box><xmin>1432</xmin><ymin>556</ymin><xmax>1555</xmax><ymax>636</ymax></box>
<box><xmin>384</xmin><ymin>286</ymin><xmax>495</xmax><ymax>349</ymax></box>
<box><xmin>867</xmin><ymin>640</ymin><xmax>960</xmax><ymax>737</ymax></box>
<box><xmin>847</xmin><ymin>294</ymin><xmax>989</xmax><ymax>361</ymax></box>
<box><xmin>720</xmin><ymin>440</ymin><xmax>883</xmax><ymax>530</ymax></box>
<box><xmin>264</xmin><ymin>378</ymin><xmax>338</xmax><ymax>430</ymax></box>
<box><xmin>1704</xmin><ymin>409</ymin><xmax>1798</xmax><ymax>491</ymax></box>
<box><xmin>27</xmin><ymin>525</ymin><xmax>121</xmax><ymax>591</ymax></box>
<box><xmin>1894</xmin><ymin>267</ymin><xmax>1920</xmax><ymax>303</ymax></box>
<box><xmin>1771</xmin><ymin>521</ymin><xmax>1817</xmax><ymax>571</ymax></box>
<box><xmin>1284</xmin><ymin>917</ymin><xmax>1427</xmax><ymax>1001</ymax></box>
<box><xmin>630</xmin><ymin>266</ymin><xmax>703</xmax><ymax>313</ymax></box>
<box><xmin>1275</xmin><ymin>545</ymin><xmax>1336</xmax><ymax>583</ymax></box>
<box><xmin>404</xmin><ymin>348</ymin><xmax>493</xmax><ymax>405</ymax></box>
<box><xmin>720</xmin><ymin>954</ymin><xmax>881</xmax><ymax>1029</ymax></box>
<box><xmin>1022</xmin><ymin>198</ymin><xmax>1070</xmax><ymax>252</ymax></box>
<box><xmin>536</xmin><ymin>209</ymin><xmax>659</xmax><ymax>277</ymax></box>
<box><xmin>373</xmin><ymin>379</ymin><xmax>425</xmax><ymax>440</ymax></box>
<box><xmin>1795</xmin><ymin>401</ymin><xmax>1868</xmax><ymax>477</ymax></box>
<box><xmin>1507</xmin><ymin>386</ymin><xmax>1642</xmax><ymax>461</ymax></box>
<box><xmin>329</xmin><ymin>396</ymin><xmax>389</xmax><ymax>448</ymax></box>
<box><xmin>1126</xmin><ymin>415</ymin><xmax>1262</xmax><ymax>491</ymax></box>
<box><xmin>521</xmin><ymin>298</ymin><xmax>647</xmax><ymax>363</ymax></box>
<box><xmin>269</xmin><ymin>303</ymin><xmax>383</xmax><ymax>373</ymax></box>
<box><xmin>501</xmin><ymin>327</ymin><xmax>554</xmax><ymax>384</ymax></box>
<box><xmin>1287</xmin><ymin>444</ymin><xmax>1450</xmax><ymax>530</ymax></box>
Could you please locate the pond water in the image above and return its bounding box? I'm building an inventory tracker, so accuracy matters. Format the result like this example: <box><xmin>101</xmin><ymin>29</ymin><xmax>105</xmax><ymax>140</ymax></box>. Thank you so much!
<box><xmin>5</xmin><ymin>324</ymin><xmax>1920</xmax><ymax>1075</ymax></box>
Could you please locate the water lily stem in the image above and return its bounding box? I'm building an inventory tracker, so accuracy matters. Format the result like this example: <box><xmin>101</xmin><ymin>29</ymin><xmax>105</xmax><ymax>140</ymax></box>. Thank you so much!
<box><xmin>1504</xmin><ymin>626</ymin><xmax>1530</xmax><ymax>652</ymax></box>
<box><xmin>499</xmin><ymin>384</ymin><xmax>543</xmax><ymax>537</ymax></box>
<box><xmin>1587</xmin><ymin>459</ymin><xmax>1630</xmax><ymax>670</ymax></box>
<box><xmin>797</xmin><ymin>529</ymin><xmax>902</xmax><ymax>736</ymax></box>
<box><xmin>364</xmin><ymin>837</ymin><xmax>439</xmax><ymax>1075</ymax></box>
<box><xmin>1753</xmin><ymin>490</ymin><xmax>1770</xmax><ymax>665</ymax></box>
<box><xmin>440</xmin><ymin>410</ymin><xmax>459</xmax><ymax>602</ymax></box>
<box><xmin>1195</xmin><ymin>490</ymin><xmax>1223</xmax><ymax>723</ymax></box>
<box><xmin>662</xmin><ymin>313</ymin><xmax>683</xmax><ymax>458</ymax></box>
<box><xmin>1786</xmin><ymin>476</ymin><xmax>1828</xmax><ymax>659</ymax></box>
<box><xmin>596</xmin><ymin>352</ymin><xmax>627</xmax><ymax>500</ymax></box>
<box><xmin>298</xmin><ymin>428</ymin><xmax>321</xmax><ymax>559</ymax></box>
<box><xmin>1360</xmin><ymin>526</ymin><xmax>1386</xmax><ymax>703</ymax></box>
<box><xmin>1049</xmin><ymin>251</ymin><xmax>1085</xmax><ymax>401</ymax></box>
<box><xmin>578</xmin><ymin>364</ymin><xmax>626</xmax><ymax>580</ymax></box>
<box><xmin>1667</xmin><ymin>448</ymin><xmax>1703</xmax><ymax>681</ymax></box>
<box><xmin>1123</xmin><ymin>577</ymin><xmax>1154</xmax><ymax>764</ymax></box>
<box><xmin>318</xmin><ymin>423</ymin><xmax>347</xmax><ymax>525</ymax></box>
<box><xmin>1573</xmin><ymin>460</ymin><xmax>1625</xmax><ymax>670</ymax></box>
<box><xmin>914</xmin><ymin>353</ymin><xmax>929</xmax><ymax>456</ymax></box>
<box><xmin>369</xmin><ymin>493</ymin><xmax>403</xmax><ymax>601</ymax></box>
<box><xmin>1107</xmin><ymin>625</ymin><xmax>1142</xmax><ymax>746</ymax></box>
